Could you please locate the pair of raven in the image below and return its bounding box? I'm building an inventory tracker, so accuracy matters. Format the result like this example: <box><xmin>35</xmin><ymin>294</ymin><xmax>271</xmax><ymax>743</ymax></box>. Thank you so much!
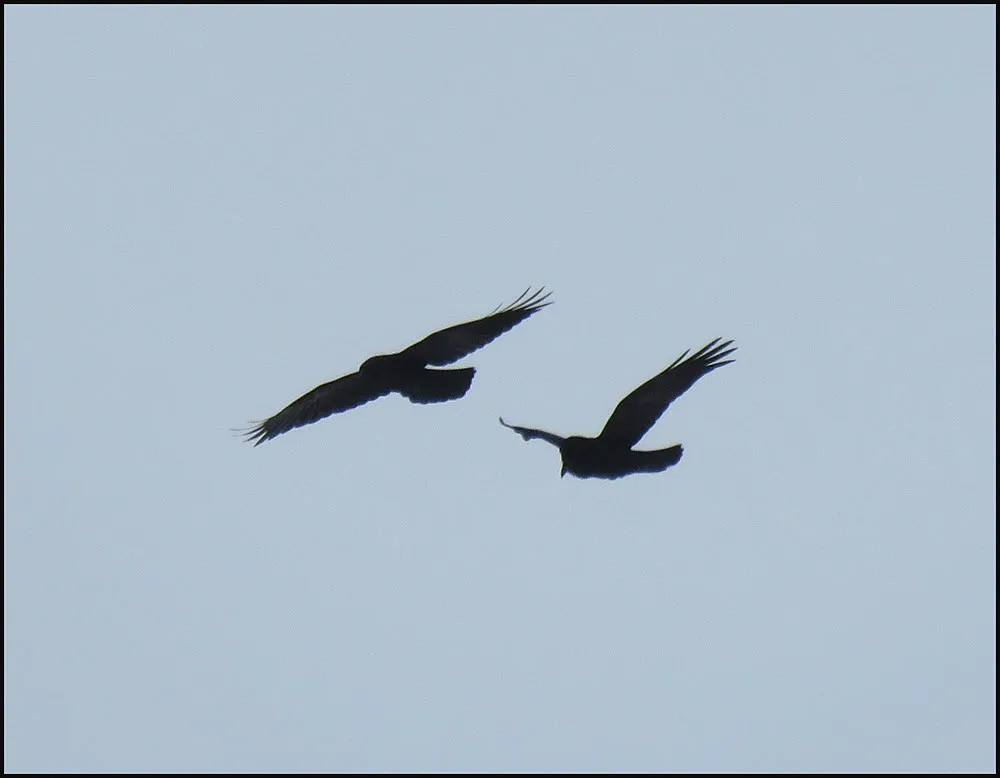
<box><xmin>239</xmin><ymin>288</ymin><xmax>736</xmax><ymax>480</ymax></box>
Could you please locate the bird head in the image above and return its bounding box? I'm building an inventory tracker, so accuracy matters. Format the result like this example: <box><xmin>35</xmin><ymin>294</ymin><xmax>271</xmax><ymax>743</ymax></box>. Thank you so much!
<box><xmin>359</xmin><ymin>354</ymin><xmax>394</xmax><ymax>374</ymax></box>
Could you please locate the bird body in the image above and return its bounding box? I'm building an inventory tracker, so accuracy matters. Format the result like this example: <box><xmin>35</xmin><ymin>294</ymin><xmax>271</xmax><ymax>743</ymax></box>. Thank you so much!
<box><xmin>558</xmin><ymin>436</ymin><xmax>684</xmax><ymax>480</ymax></box>
<box><xmin>500</xmin><ymin>337</ymin><xmax>735</xmax><ymax>479</ymax></box>
<box><xmin>357</xmin><ymin>353</ymin><xmax>475</xmax><ymax>404</ymax></box>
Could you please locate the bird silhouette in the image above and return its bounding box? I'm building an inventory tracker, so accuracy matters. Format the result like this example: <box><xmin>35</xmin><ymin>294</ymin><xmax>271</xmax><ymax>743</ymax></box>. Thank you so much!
<box><xmin>240</xmin><ymin>287</ymin><xmax>552</xmax><ymax>446</ymax></box>
<box><xmin>500</xmin><ymin>337</ymin><xmax>735</xmax><ymax>479</ymax></box>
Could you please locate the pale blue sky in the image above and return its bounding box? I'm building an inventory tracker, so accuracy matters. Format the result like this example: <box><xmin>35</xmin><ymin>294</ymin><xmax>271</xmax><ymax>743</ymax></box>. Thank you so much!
<box><xmin>5</xmin><ymin>5</ymin><xmax>995</xmax><ymax>772</ymax></box>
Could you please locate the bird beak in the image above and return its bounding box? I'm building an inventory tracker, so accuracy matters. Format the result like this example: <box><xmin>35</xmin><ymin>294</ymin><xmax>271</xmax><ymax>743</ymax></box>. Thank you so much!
<box><xmin>560</xmin><ymin>465</ymin><xmax>566</xmax><ymax>478</ymax></box>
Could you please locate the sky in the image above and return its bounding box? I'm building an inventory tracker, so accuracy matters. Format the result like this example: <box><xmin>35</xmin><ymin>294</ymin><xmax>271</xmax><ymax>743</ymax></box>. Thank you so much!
<box><xmin>4</xmin><ymin>5</ymin><xmax>996</xmax><ymax>773</ymax></box>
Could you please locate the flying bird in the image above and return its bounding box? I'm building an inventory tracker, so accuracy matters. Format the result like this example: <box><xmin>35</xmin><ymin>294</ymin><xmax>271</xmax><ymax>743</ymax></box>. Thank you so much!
<box><xmin>240</xmin><ymin>287</ymin><xmax>552</xmax><ymax>446</ymax></box>
<box><xmin>500</xmin><ymin>337</ymin><xmax>736</xmax><ymax>479</ymax></box>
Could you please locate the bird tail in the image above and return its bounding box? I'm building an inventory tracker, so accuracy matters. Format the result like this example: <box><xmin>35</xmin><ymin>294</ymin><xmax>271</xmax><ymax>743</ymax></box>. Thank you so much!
<box><xmin>630</xmin><ymin>445</ymin><xmax>684</xmax><ymax>473</ymax></box>
<box><xmin>400</xmin><ymin>367</ymin><xmax>476</xmax><ymax>404</ymax></box>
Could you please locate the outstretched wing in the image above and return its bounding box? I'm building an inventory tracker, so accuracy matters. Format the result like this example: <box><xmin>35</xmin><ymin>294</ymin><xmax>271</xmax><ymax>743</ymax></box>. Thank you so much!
<box><xmin>597</xmin><ymin>338</ymin><xmax>737</xmax><ymax>447</ymax></box>
<box><xmin>238</xmin><ymin>372</ymin><xmax>392</xmax><ymax>446</ymax></box>
<box><xmin>400</xmin><ymin>287</ymin><xmax>552</xmax><ymax>366</ymax></box>
<box><xmin>499</xmin><ymin>416</ymin><xmax>566</xmax><ymax>448</ymax></box>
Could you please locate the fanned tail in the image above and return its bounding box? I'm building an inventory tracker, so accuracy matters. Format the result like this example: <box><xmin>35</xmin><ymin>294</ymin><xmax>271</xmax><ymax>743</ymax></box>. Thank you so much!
<box><xmin>399</xmin><ymin>367</ymin><xmax>476</xmax><ymax>404</ymax></box>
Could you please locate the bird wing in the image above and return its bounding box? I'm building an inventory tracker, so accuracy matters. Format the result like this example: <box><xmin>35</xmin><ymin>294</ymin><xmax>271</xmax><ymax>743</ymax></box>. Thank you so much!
<box><xmin>498</xmin><ymin>416</ymin><xmax>566</xmax><ymax>448</ymax></box>
<box><xmin>597</xmin><ymin>338</ymin><xmax>736</xmax><ymax>447</ymax></box>
<box><xmin>239</xmin><ymin>371</ymin><xmax>392</xmax><ymax>446</ymax></box>
<box><xmin>399</xmin><ymin>287</ymin><xmax>552</xmax><ymax>366</ymax></box>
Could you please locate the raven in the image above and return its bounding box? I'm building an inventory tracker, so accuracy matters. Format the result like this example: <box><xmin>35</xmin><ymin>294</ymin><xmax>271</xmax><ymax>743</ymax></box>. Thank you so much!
<box><xmin>500</xmin><ymin>338</ymin><xmax>736</xmax><ymax>479</ymax></box>
<box><xmin>240</xmin><ymin>288</ymin><xmax>552</xmax><ymax>446</ymax></box>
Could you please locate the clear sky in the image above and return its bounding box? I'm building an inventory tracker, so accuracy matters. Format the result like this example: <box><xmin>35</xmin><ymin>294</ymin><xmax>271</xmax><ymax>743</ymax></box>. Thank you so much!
<box><xmin>4</xmin><ymin>5</ymin><xmax>995</xmax><ymax>773</ymax></box>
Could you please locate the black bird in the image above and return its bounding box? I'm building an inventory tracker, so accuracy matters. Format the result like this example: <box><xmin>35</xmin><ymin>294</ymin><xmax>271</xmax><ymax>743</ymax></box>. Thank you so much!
<box><xmin>241</xmin><ymin>288</ymin><xmax>552</xmax><ymax>446</ymax></box>
<box><xmin>500</xmin><ymin>338</ymin><xmax>736</xmax><ymax>479</ymax></box>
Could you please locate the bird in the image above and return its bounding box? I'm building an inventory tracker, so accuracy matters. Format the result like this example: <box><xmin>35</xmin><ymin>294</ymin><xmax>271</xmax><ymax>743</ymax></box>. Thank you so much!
<box><xmin>239</xmin><ymin>287</ymin><xmax>552</xmax><ymax>446</ymax></box>
<box><xmin>499</xmin><ymin>337</ymin><xmax>736</xmax><ymax>479</ymax></box>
